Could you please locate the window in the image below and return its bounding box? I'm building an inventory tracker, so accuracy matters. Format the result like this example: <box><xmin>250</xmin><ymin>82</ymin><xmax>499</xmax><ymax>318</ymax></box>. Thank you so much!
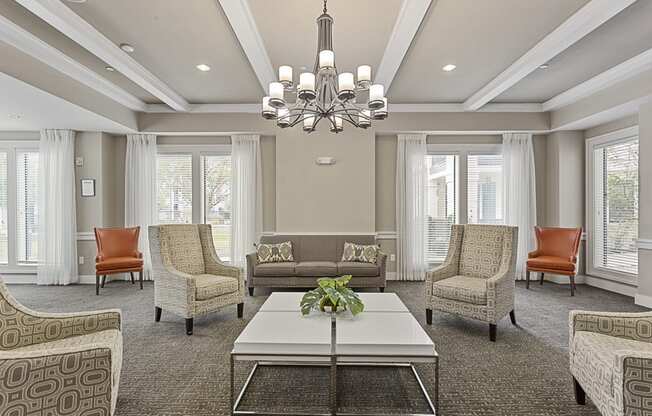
<box><xmin>16</xmin><ymin>151</ymin><xmax>39</xmax><ymax>264</ymax></box>
<box><xmin>425</xmin><ymin>154</ymin><xmax>458</xmax><ymax>262</ymax></box>
<box><xmin>587</xmin><ymin>129</ymin><xmax>639</xmax><ymax>280</ymax></box>
<box><xmin>157</xmin><ymin>146</ymin><xmax>232</xmax><ymax>262</ymax></box>
<box><xmin>467</xmin><ymin>154</ymin><xmax>504</xmax><ymax>224</ymax></box>
<box><xmin>0</xmin><ymin>152</ymin><xmax>7</xmax><ymax>264</ymax></box>
<box><xmin>157</xmin><ymin>154</ymin><xmax>193</xmax><ymax>224</ymax></box>
<box><xmin>202</xmin><ymin>155</ymin><xmax>232</xmax><ymax>261</ymax></box>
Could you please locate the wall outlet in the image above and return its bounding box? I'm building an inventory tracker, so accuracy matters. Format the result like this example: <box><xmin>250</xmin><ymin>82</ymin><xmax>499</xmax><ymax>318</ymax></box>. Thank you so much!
<box><xmin>389</xmin><ymin>254</ymin><xmax>396</xmax><ymax>262</ymax></box>
<box><xmin>78</xmin><ymin>256</ymin><xmax>84</xmax><ymax>265</ymax></box>
<box><xmin>75</xmin><ymin>157</ymin><xmax>84</xmax><ymax>167</ymax></box>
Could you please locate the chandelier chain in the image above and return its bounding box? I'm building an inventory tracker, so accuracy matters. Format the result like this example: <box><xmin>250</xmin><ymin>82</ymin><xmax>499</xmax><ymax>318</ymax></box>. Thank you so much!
<box><xmin>323</xmin><ymin>0</ymin><xmax>327</xmax><ymax>14</ymax></box>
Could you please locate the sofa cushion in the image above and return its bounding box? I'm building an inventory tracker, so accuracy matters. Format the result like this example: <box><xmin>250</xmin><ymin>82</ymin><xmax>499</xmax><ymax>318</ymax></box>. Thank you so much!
<box><xmin>257</xmin><ymin>241</ymin><xmax>295</xmax><ymax>263</ymax></box>
<box><xmin>337</xmin><ymin>262</ymin><xmax>380</xmax><ymax>277</ymax></box>
<box><xmin>194</xmin><ymin>274</ymin><xmax>239</xmax><ymax>300</ymax></box>
<box><xmin>341</xmin><ymin>242</ymin><xmax>378</xmax><ymax>263</ymax></box>
<box><xmin>254</xmin><ymin>262</ymin><xmax>297</xmax><ymax>277</ymax></box>
<box><xmin>96</xmin><ymin>257</ymin><xmax>143</xmax><ymax>272</ymax></box>
<box><xmin>432</xmin><ymin>275</ymin><xmax>487</xmax><ymax>305</ymax></box>
<box><xmin>295</xmin><ymin>261</ymin><xmax>338</xmax><ymax>277</ymax></box>
<box><xmin>527</xmin><ymin>255</ymin><xmax>576</xmax><ymax>272</ymax></box>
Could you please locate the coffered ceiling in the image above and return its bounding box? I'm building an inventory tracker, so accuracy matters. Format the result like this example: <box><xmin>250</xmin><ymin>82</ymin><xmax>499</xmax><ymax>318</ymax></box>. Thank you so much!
<box><xmin>0</xmin><ymin>0</ymin><xmax>651</xmax><ymax>131</ymax></box>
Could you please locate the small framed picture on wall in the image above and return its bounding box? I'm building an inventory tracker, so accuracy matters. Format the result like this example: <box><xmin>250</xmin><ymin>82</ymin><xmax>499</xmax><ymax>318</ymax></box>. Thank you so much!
<box><xmin>81</xmin><ymin>178</ymin><xmax>96</xmax><ymax>197</ymax></box>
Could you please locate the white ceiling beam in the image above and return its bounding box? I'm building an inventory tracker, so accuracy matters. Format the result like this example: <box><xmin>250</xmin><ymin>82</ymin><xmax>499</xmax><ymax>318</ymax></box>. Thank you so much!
<box><xmin>217</xmin><ymin>0</ymin><xmax>275</xmax><ymax>94</ymax></box>
<box><xmin>463</xmin><ymin>0</ymin><xmax>637</xmax><ymax>111</ymax></box>
<box><xmin>0</xmin><ymin>15</ymin><xmax>145</xmax><ymax>111</ymax></box>
<box><xmin>144</xmin><ymin>102</ymin><xmax>542</xmax><ymax>114</ymax></box>
<box><xmin>15</xmin><ymin>0</ymin><xmax>190</xmax><ymax>111</ymax></box>
<box><xmin>543</xmin><ymin>48</ymin><xmax>652</xmax><ymax>111</ymax></box>
<box><xmin>375</xmin><ymin>0</ymin><xmax>432</xmax><ymax>91</ymax></box>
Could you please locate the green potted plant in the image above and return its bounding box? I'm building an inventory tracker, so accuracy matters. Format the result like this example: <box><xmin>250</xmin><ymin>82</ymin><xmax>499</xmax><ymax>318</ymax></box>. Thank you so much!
<box><xmin>300</xmin><ymin>275</ymin><xmax>364</xmax><ymax>316</ymax></box>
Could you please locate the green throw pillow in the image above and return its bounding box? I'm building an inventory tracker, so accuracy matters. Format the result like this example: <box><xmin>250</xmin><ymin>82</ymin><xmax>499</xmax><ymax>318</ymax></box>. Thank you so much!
<box><xmin>257</xmin><ymin>241</ymin><xmax>294</xmax><ymax>263</ymax></box>
<box><xmin>341</xmin><ymin>242</ymin><xmax>378</xmax><ymax>263</ymax></box>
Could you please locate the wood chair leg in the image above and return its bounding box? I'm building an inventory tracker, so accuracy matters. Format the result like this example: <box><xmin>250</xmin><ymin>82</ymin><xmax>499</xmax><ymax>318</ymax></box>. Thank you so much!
<box><xmin>101</xmin><ymin>275</ymin><xmax>106</xmax><ymax>288</ymax></box>
<box><xmin>525</xmin><ymin>270</ymin><xmax>530</xmax><ymax>289</ymax></box>
<box><xmin>130</xmin><ymin>272</ymin><xmax>135</xmax><ymax>284</ymax></box>
<box><xmin>426</xmin><ymin>309</ymin><xmax>432</xmax><ymax>325</ymax></box>
<box><xmin>509</xmin><ymin>310</ymin><xmax>516</xmax><ymax>326</ymax></box>
<box><xmin>540</xmin><ymin>272</ymin><xmax>545</xmax><ymax>285</ymax></box>
<box><xmin>237</xmin><ymin>303</ymin><xmax>244</xmax><ymax>318</ymax></box>
<box><xmin>379</xmin><ymin>287</ymin><xmax>385</xmax><ymax>293</ymax></box>
<box><xmin>489</xmin><ymin>324</ymin><xmax>497</xmax><ymax>342</ymax></box>
<box><xmin>248</xmin><ymin>287</ymin><xmax>254</xmax><ymax>296</ymax></box>
<box><xmin>155</xmin><ymin>307</ymin><xmax>162</xmax><ymax>322</ymax></box>
<box><xmin>573</xmin><ymin>377</ymin><xmax>586</xmax><ymax>405</ymax></box>
<box><xmin>570</xmin><ymin>275</ymin><xmax>576</xmax><ymax>296</ymax></box>
<box><xmin>186</xmin><ymin>318</ymin><xmax>193</xmax><ymax>336</ymax></box>
<box><xmin>139</xmin><ymin>271</ymin><xmax>143</xmax><ymax>290</ymax></box>
<box><xmin>96</xmin><ymin>275</ymin><xmax>100</xmax><ymax>296</ymax></box>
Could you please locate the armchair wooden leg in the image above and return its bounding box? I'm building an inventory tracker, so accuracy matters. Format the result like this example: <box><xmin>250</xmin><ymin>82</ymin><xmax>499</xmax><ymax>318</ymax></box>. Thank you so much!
<box><xmin>489</xmin><ymin>324</ymin><xmax>497</xmax><ymax>342</ymax></box>
<box><xmin>540</xmin><ymin>272</ymin><xmax>545</xmax><ymax>285</ymax></box>
<box><xmin>573</xmin><ymin>377</ymin><xmax>586</xmax><ymax>405</ymax></box>
<box><xmin>379</xmin><ymin>287</ymin><xmax>385</xmax><ymax>293</ymax></box>
<box><xmin>130</xmin><ymin>272</ymin><xmax>135</xmax><ymax>284</ymax></box>
<box><xmin>95</xmin><ymin>275</ymin><xmax>100</xmax><ymax>296</ymax></box>
<box><xmin>570</xmin><ymin>275</ymin><xmax>576</xmax><ymax>297</ymax></box>
<box><xmin>426</xmin><ymin>308</ymin><xmax>432</xmax><ymax>325</ymax></box>
<box><xmin>237</xmin><ymin>303</ymin><xmax>244</xmax><ymax>318</ymax></box>
<box><xmin>155</xmin><ymin>307</ymin><xmax>162</xmax><ymax>322</ymax></box>
<box><xmin>526</xmin><ymin>270</ymin><xmax>530</xmax><ymax>289</ymax></box>
<box><xmin>139</xmin><ymin>271</ymin><xmax>143</xmax><ymax>290</ymax></box>
<box><xmin>509</xmin><ymin>310</ymin><xmax>516</xmax><ymax>326</ymax></box>
<box><xmin>186</xmin><ymin>318</ymin><xmax>193</xmax><ymax>336</ymax></box>
<box><xmin>248</xmin><ymin>287</ymin><xmax>254</xmax><ymax>296</ymax></box>
<box><xmin>101</xmin><ymin>275</ymin><xmax>106</xmax><ymax>288</ymax></box>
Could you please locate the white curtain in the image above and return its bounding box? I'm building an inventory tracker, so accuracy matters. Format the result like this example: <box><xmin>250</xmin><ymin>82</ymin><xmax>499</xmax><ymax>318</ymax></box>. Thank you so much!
<box><xmin>396</xmin><ymin>134</ymin><xmax>427</xmax><ymax>281</ymax></box>
<box><xmin>503</xmin><ymin>132</ymin><xmax>537</xmax><ymax>280</ymax></box>
<box><xmin>231</xmin><ymin>134</ymin><xmax>262</xmax><ymax>268</ymax></box>
<box><xmin>125</xmin><ymin>134</ymin><xmax>157</xmax><ymax>279</ymax></box>
<box><xmin>37</xmin><ymin>129</ymin><xmax>78</xmax><ymax>285</ymax></box>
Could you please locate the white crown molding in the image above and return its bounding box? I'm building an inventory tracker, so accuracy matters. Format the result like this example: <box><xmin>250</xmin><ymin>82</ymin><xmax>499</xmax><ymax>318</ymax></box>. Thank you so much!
<box><xmin>217</xmin><ymin>0</ymin><xmax>275</xmax><ymax>93</ymax></box>
<box><xmin>551</xmin><ymin>94</ymin><xmax>650</xmax><ymax>131</ymax></box>
<box><xmin>463</xmin><ymin>0</ymin><xmax>637</xmax><ymax>111</ymax></box>
<box><xmin>638</xmin><ymin>239</ymin><xmax>652</xmax><ymax>250</ymax></box>
<box><xmin>376</xmin><ymin>231</ymin><xmax>398</xmax><ymax>240</ymax></box>
<box><xmin>16</xmin><ymin>0</ymin><xmax>190</xmax><ymax>112</ymax></box>
<box><xmin>544</xmin><ymin>48</ymin><xmax>652</xmax><ymax>111</ymax></box>
<box><xmin>375</xmin><ymin>0</ymin><xmax>432</xmax><ymax>91</ymax></box>
<box><xmin>0</xmin><ymin>15</ymin><xmax>146</xmax><ymax>112</ymax></box>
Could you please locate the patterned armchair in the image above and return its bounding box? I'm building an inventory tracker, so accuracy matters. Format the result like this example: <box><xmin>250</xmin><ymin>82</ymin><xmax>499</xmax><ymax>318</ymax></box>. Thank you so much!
<box><xmin>0</xmin><ymin>278</ymin><xmax>122</xmax><ymax>415</ymax></box>
<box><xmin>149</xmin><ymin>224</ymin><xmax>245</xmax><ymax>335</ymax></box>
<box><xmin>425</xmin><ymin>224</ymin><xmax>518</xmax><ymax>341</ymax></box>
<box><xmin>569</xmin><ymin>310</ymin><xmax>652</xmax><ymax>416</ymax></box>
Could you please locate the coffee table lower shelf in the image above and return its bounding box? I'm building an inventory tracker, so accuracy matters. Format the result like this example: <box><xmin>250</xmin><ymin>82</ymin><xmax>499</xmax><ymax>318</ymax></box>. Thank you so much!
<box><xmin>230</xmin><ymin>354</ymin><xmax>438</xmax><ymax>416</ymax></box>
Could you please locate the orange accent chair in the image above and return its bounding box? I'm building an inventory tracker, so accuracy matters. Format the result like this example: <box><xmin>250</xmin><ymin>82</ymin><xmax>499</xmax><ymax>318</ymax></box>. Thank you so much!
<box><xmin>526</xmin><ymin>226</ymin><xmax>582</xmax><ymax>296</ymax></box>
<box><xmin>95</xmin><ymin>226</ymin><xmax>144</xmax><ymax>295</ymax></box>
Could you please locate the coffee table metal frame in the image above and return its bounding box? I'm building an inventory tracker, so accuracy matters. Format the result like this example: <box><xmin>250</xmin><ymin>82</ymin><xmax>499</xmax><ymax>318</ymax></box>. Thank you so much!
<box><xmin>230</xmin><ymin>315</ymin><xmax>439</xmax><ymax>416</ymax></box>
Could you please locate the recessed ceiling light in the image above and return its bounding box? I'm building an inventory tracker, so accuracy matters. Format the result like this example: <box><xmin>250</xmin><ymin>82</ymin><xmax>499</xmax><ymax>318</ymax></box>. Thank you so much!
<box><xmin>196</xmin><ymin>64</ymin><xmax>211</xmax><ymax>72</ymax></box>
<box><xmin>8</xmin><ymin>114</ymin><xmax>21</xmax><ymax>120</ymax></box>
<box><xmin>119</xmin><ymin>43</ymin><xmax>135</xmax><ymax>53</ymax></box>
<box><xmin>442</xmin><ymin>64</ymin><xmax>457</xmax><ymax>72</ymax></box>
<box><xmin>65</xmin><ymin>0</ymin><xmax>87</xmax><ymax>3</ymax></box>
<box><xmin>539</xmin><ymin>63</ymin><xmax>550</xmax><ymax>69</ymax></box>
<box><xmin>105</xmin><ymin>66</ymin><xmax>115</xmax><ymax>72</ymax></box>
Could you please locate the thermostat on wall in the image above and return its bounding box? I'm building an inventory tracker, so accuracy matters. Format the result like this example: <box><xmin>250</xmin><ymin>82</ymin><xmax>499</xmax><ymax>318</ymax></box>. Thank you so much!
<box><xmin>316</xmin><ymin>157</ymin><xmax>336</xmax><ymax>165</ymax></box>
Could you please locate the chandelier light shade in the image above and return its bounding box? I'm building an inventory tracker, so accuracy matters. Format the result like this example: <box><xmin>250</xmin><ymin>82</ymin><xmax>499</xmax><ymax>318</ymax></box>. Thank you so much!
<box><xmin>260</xmin><ymin>0</ymin><xmax>388</xmax><ymax>133</ymax></box>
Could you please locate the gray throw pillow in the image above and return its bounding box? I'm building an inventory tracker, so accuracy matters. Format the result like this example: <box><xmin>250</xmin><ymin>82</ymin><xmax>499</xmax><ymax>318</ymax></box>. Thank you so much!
<box><xmin>341</xmin><ymin>242</ymin><xmax>378</xmax><ymax>263</ymax></box>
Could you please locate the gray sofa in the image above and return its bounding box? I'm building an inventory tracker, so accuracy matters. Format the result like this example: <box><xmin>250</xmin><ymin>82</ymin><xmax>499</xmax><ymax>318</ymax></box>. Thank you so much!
<box><xmin>246</xmin><ymin>234</ymin><xmax>387</xmax><ymax>295</ymax></box>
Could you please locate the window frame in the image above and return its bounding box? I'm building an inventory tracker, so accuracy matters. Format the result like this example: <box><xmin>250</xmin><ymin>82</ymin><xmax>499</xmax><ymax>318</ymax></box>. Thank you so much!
<box><xmin>425</xmin><ymin>143</ymin><xmax>502</xmax><ymax>264</ymax></box>
<box><xmin>0</xmin><ymin>139</ymin><xmax>39</xmax><ymax>273</ymax></box>
<box><xmin>585</xmin><ymin>126</ymin><xmax>639</xmax><ymax>285</ymax></box>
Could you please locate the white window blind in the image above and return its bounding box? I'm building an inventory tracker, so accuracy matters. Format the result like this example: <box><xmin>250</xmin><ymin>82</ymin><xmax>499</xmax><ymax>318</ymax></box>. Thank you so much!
<box><xmin>467</xmin><ymin>154</ymin><xmax>504</xmax><ymax>224</ymax></box>
<box><xmin>0</xmin><ymin>152</ymin><xmax>7</xmax><ymax>264</ymax></box>
<box><xmin>425</xmin><ymin>154</ymin><xmax>458</xmax><ymax>262</ymax></box>
<box><xmin>202</xmin><ymin>155</ymin><xmax>232</xmax><ymax>261</ymax></box>
<box><xmin>157</xmin><ymin>154</ymin><xmax>193</xmax><ymax>224</ymax></box>
<box><xmin>592</xmin><ymin>138</ymin><xmax>638</xmax><ymax>275</ymax></box>
<box><xmin>16</xmin><ymin>151</ymin><xmax>39</xmax><ymax>264</ymax></box>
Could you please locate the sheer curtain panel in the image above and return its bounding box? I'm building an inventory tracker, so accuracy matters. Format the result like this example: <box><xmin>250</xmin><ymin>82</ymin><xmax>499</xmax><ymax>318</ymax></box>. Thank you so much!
<box><xmin>396</xmin><ymin>134</ymin><xmax>427</xmax><ymax>281</ymax></box>
<box><xmin>231</xmin><ymin>135</ymin><xmax>262</xmax><ymax>268</ymax></box>
<box><xmin>37</xmin><ymin>129</ymin><xmax>78</xmax><ymax>285</ymax></box>
<box><xmin>502</xmin><ymin>132</ymin><xmax>537</xmax><ymax>280</ymax></box>
<box><xmin>125</xmin><ymin>134</ymin><xmax>157</xmax><ymax>279</ymax></box>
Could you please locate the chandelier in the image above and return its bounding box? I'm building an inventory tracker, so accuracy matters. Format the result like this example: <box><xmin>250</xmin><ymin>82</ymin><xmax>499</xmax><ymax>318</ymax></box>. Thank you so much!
<box><xmin>261</xmin><ymin>0</ymin><xmax>388</xmax><ymax>133</ymax></box>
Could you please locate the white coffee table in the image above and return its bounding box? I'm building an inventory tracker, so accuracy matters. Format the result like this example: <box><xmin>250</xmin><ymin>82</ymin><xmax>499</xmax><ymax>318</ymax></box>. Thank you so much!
<box><xmin>230</xmin><ymin>292</ymin><xmax>438</xmax><ymax>415</ymax></box>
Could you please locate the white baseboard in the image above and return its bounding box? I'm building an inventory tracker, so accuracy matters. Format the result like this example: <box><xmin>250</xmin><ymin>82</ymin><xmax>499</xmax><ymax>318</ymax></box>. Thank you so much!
<box><xmin>2</xmin><ymin>274</ymin><xmax>131</xmax><ymax>285</ymax></box>
<box><xmin>537</xmin><ymin>274</ymin><xmax>586</xmax><ymax>285</ymax></box>
<box><xmin>584</xmin><ymin>275</ymin><xmax>636</xmax><ymax>297</ymax></box>
<box><xmin>386</xmin><ymin>272</ymin><xmax>397</xmax><ymax>281</ymax></box>
<box><xmin>635</xmin><ymin>293</ymin><xmax>652</xmax><ymax>309</ymax></box>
